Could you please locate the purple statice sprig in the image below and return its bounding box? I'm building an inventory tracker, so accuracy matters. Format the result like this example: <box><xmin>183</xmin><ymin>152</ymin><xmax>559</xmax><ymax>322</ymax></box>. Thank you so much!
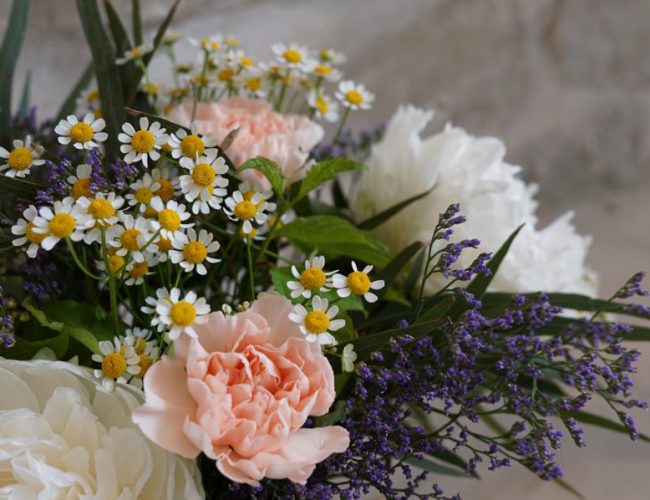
<box><xmin>310</xmin><ymin>123</ymin><xmax>386</xmax><ymax>163</ymax></box>
<box><xmin>0</xmin><ymin>285</ymin><xmax>16</xmax><ymax>348</ymax></box>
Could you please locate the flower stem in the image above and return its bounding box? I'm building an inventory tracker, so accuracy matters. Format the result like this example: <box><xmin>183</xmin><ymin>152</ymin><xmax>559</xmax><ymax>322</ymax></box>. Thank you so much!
<box><xmin>100</xmin><ymin>227</ymin><xmax>120</xmax><ymax>335</ymax></box>
<box><xmin>246</xmin><ymin>238</ymin><xmax>255</xmax><ymax>301</ymax></box>
<box><xmin>333</xmin><ymin>107</ymin><xmax>350</xmax><ymax>143</ymax></box>
<box><xmin>66</xmin><ymin>238</ymin><xmax>100</xmax><ymax>280</ymax></box>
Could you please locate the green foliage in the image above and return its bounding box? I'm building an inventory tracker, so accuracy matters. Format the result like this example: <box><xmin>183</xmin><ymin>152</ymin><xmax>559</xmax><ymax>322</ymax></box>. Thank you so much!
<box><xmin>293</xmin><ymin>158</ymin><xmax>363</xmax><ymax>203</ymax></box>
<box><xmin>357</xmin><ymin>188</ymin><xmax>432</xmax><ymax>230</ymax></box>
<box><xmin>0</xmin><ymin>175</ymin><xmax>43</xmax><ymax>198</ymax></box>
<box><xmin>239</xmin><ymin>157</ymin><xmax>286</xmax><ymax>199</ymax></box>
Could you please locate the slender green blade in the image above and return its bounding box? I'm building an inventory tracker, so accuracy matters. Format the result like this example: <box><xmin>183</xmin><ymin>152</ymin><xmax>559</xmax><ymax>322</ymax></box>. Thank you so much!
<box><xmin>357</xmin><ymin>188</ymin><xmax>432</xmax><ymax>230</ymax></box>
<box><xmin>132</xmin><ymin>0</ymin><xmax>143</xmax><ymax>45</ymax></box>
<box><xmin>18</xmin><ymin>71</ymin><xmax>31</xmax><ymax>118</ymax></box>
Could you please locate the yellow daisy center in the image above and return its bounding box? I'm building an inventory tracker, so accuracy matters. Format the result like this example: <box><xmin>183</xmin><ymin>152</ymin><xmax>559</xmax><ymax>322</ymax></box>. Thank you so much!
<box><xmin>300</xmin><ymin>267</ymin><xmax>326</xmax><ymax>290</ymax></box>
<box><xmin>101</xmin><ymin>352</ymin><xmax>127</xmax><ymax>379</ymax></box>
<box><xmin>143</xmin><ymin>82</ymin><xmax>158</xmax><ymax>95</ymax></box>
<box><xmin>180</xmin><ymin>134</ymin><xmax>205</xmax><ymax>158</ymax></box>
<box><xmin>154</xmin><ymin>178</ymin><xmax>175</xmax><ymax>201</ymax></box>
<box><xmin>192</xmin><ymin>163</ymin><xmax>216</xmax><ymax>187</ymax></box>
<box><xmin>245</xmin><ymin>77</ymin><xmax>262</xmax><ymax>92</ymax></box>
<box><xmin>143</xmin><ymin>205</ymin><xmax>157</xmax><ymax>218</ymax></box>
<box><xmin>131</xmin><ymin>130</ymin><xmax>155</xmax><ymax>154</ymax></box>
<box><xmin>129</xmin><ymin>261</ymin><xmax>148</xmax><ymax>278</ymax></box>
<box><xmin>170</xmin><ymin>301</ymin><xmax>196</xmax><ymax>327</ymax></box>
<box><xmin>49</xmin><ymin>213</ymin><xmax>76</xmax><ymax>238</ymax></box>
<box><xmin>120</xmin><ymin>228</ymin><xmax>141</xmax><ymax>251</ymax></box>
<box><xmin>108</xmin><ymin>254</ymin><xmax>125</xmax><ymax>274</ymax></box>
<box><xmin>304</xmin><ymin>310</ymin><xmax>330</xmax><ymax>334</ymax></box>
<box><xmin>135</xmin><ymin>187</ymin><xmax>154</xmax><ymax>204</ymax></box>
<box><xmin>218</xmin><ymin>67</ymin><xmax>235</xmax><ymax>82</ymax></box>
<box><xmin>234</xmin><ymin>200</ymin><xmax>257</xmax><ymax>221</ymax></box>
<box><xmin>88</xmin><ymin>199</ymin><xmax>116</xmax><ymax>220</ymax></box>
<box><xmin>315</xmin><ymin>96</ymin><xmax>329</xmax><ymax>114</ymax></box>
<box><xmin>131</xmin><ymin>337</ymin><xmax>148</xmax><ymax>355</ymax></box>
<box><xmin>241</xmin><ymin>56</ymin><xmax>254</xmax><ymax>67</ymax></box>
<box><xmin>319</xmin><ymin>49</ymin><xmax>332</xmax><ymax>61</ymax></box>
<box><xmin>137</xmin><ymin>353</ymin><xmax>153</xmax><ymax>378</ymax></box>
<box><xmin>25</xmin><ymin>221</ymin><xmax>47</xmax><ymax>244</ymax></box>
<box><xmin>283</xmin><ymin>49</ymin><xmax>302</xmax><ymax>63</ymax></box>
<box><xmin>131</xmin><ymin>47</ymin><xmax>142</xmax><ymax>58</ymax></box>
<box><xmin>87</xmin><ymin>90</ymin><xmax>99</xmax><ymax>103</ymax></box>
<box><xmin>347</xmin><ymin>271</ymin><xmax>371</xmax><ymax>295</ymax></box>
<box><xmin>238</xmin><ymin>227</ymin><xmax>256</xmax><ymax>239</ymax></box>
<box><xmin>157</xmin><ymin>236</ymin><xmax>172</xmax><ymax>252</ymax></box>
<box><xmin>71</xmin><ymin>178</ymin><xmax>91</xmax><ymax>199</ymax></box>
<box><xmin>158</xmin><ymin>208</ymin><xmax>181</xmax><ymax>231</ymax></box>
<box><xmin>69</xmin><ymin>122</ymin><xmax>94</xmax><ymax>144</ymax></box>
<box><xmin>94</xmin><ymin>108</ymin><xmax>103</xmax><ymax>119</ymax></box>
<box><xmin>345</xmin><ymin>90</ymin><xmax>364</xmax><ymax>106</ymax></box>
<box><xmin>314</xmin><ymin>64</ymin><xmax>332</xmax><ymax>75</ymax></box>
<box><xmin>183</xmin><ymin>241</ymin><xmax>208</xmax><ymax>264</ymax></box>
<box><xmin>7</xmin><ymin>147</ymin><xmax>33</xmax><ymax>171</ymax></box>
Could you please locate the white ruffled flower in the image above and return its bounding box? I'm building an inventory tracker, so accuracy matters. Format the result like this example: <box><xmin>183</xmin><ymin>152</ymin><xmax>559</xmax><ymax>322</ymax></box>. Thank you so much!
<box><xmin>353</xmin><ymin>105</ymin><xmax>597</xmax><ymax>295</ymax></box>
<box><xmin>0</xmin><ymin>358</ymin><xmax>203</xmax><ymax>499</ymax></box>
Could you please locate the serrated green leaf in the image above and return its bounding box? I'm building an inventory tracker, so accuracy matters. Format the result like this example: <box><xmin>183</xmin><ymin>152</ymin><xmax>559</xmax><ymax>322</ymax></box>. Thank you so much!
<box><xmin>55</xmin><ymin>62</ymin><xmax>95</xmax><ymax>123</ymax></box>
<box><xmin>293</xmin><ymin>158</ymin><xmax>363</xmax><ymax>202</ymax></box>
<box><xmin>239</xmin><ymin>157</ymin><xmax>285</xmax><ymax>198</ymax></box>
<box><xmin>357</xmin><ymin>188</ymin><xmax>433</xmax><ymax>230</ymax></box>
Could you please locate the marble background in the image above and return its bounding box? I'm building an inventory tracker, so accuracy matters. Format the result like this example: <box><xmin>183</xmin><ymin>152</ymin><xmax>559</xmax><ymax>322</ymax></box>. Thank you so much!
<box><xmin>1</xmin><ymin>1</ymin><xmax>649</xmax><ymax>498</ymax></box>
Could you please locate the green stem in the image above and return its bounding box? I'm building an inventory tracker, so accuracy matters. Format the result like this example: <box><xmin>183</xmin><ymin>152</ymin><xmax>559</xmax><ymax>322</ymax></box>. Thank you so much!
<box><xmin>333</xmin><ymin>107</ymin><xmax>351</xmax><ymax>143</ymax></box>
<box><xmin>246</xmin><ymin>239</ymin><xmax>255</xmax><ymax>301</ymax></box>
<box><xmin>66</xmin><ymin>238</ymin><xmax>101</xmax><ymax>280</ymax></box>
<box><xmin>100</xmin><ymin>227</ymin><xmax>120</xmax><ymax>335</ymax></box>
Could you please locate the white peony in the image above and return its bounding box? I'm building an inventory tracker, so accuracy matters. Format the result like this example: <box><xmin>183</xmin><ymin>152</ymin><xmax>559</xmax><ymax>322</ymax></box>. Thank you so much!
<box><xmin>0</xmin><ymin>357</ymin><xmax>204</xmax><ymax>499</ymax></box>
<box><xmin>353</xmin><ymin>105</ymin><xmax>597</xmax><ymax>295</ymax></box>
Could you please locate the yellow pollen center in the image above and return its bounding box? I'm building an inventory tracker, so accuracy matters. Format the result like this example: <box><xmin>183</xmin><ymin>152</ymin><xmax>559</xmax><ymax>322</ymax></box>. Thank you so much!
<box><xmin>283</xmin><ymin>49</ymin><xmax>302</xmax><ymax>63</ymax></box>
<box><xmin>319</xmin><ymin>49</ymin><xmax>332</xmax><ymax>61</ymax></box>
<box><xmin>158</xmin><ymin>209</ymin><xmax>181</xmax><ymax>231</ymax></box>
<box><xmin>154</xmin><ymin>178</ymin><xmax>175</xmax><ymax>201</ymax></box>
<box><xmin>241</xmin><ymin>56</ymin><xmax>254</xmax><ymax>67</ymax></box>
<box><xmin>69</xmin><ymin>122</ymin><xmax>94</xmax><ymax>143</ymax></box>
<box><xmin>300</xmin><ymin>267</ymin><xmax>326</xmax><ymax>290</ymax></box>
<box><xmin>108</xmin><ymin>254</ymin><xmax>125</xmax><ymax>274</ymax></box>
<box><xmin>183</xmin><ymin>241</ymin><xmax>208</xmax><ymax>264</ymax></box>
<box><xmin>49</xmin><ymin>213</ymin><xmax>76</xmax><ymax>238</ymax></box>
<box><xmin>88</xmin><ymin>199</ymin><xmax>116</xmax><ymax>220</ymax></box>
<box><xmin>101</xmin><ymin>352</ymin><xmax>127</xmax><ymax>379</ymax></box>
<box><xmin>304</xmin><ymin>310</ymin><xmax>330</xmax><ymax>334</ymax></box>
<box><xmin>7</xmin><ymin>147</ymin><xmax>33</xmax><ymax>170</ymax></box>
<box><xmin>234</xmin><ymin>200</ymin><xmax>257</xmax><ymax>220</ymax></box>
<box><xmin>71</xmin><ymin>178</ymin><xmax>91</xmax><ymax>198</ymax></box>
<box><xmin>120</xmin><ymin>228</ymin><xmax>141</xmax><ymax>251</ymax></box>
<box><xmin>245</xmin><ymin>78</ymin><xmax>262</xmax><ymax>91</ymax></box>
<box><xmin>180</xmin><ymin>135</ymin><xmax>205</xmax><ymax>158</ymax></box>
<box><xmin>345</xmin><ymin>90</ymin><xmax>364</xmax><ymax>105</ymax></box>
<box><xmin>131</xmin><ymin>130</ymin><xmax>155</xmax><ymax>153</ymax></box>
<box><xmin>87</xmin><ymin>90</ymin><xmax>99</xmax><ymax>103</ymax></box>
<box><xmin>137</xmin><ymin>354</ymin><xmax>153</xmax><ymax>378</ymax></box>
<box><xmin>315</xmin><ymin>64</ymin><xmax>332</xmax><ymax>75</ymax></box>
<box><xmin>131</xmin><ymin>47</ymin><xmax>142</xmax><ymax>58</ymax></box>
<box><xmin>129</xmin><ymin>261</ymin><xmax>148</xmax><ymax>278</ymax></box>
<box><xmin>218</xmin><ymin>67</ymin><xmax>235</xmax><ymax>81</ymax></box>
<box><xmin>135</xmin><ymin>187</ymin><xmax>153</xmax><ymax>204</ymax></box>
<box><xmin>315</xmin><ymin>96</ymin><xmax>329</xmax><ymax>114</ymax></box>
<box><xmin>143</xmin><ymin>206</ymin><xmax>157</xmax><ymax>218</ymax></box>
<box><xmin>347</xmin><ymin>271</ymin><xmax>371</xmax><ymax>295</ymax></box>
<box><xmin>25</xmin><ymin>221</ymin><xmax>47</xmax><ymax>244</ymax></box>
<box><xmin>157</xmin><ymin>236</ymin><xmax>172</xmax><ymax>252</ymax></box>
<box><xmin>192</xmin><ymin>163</ymin><xmax>216</xmax><ymax>187</ymax></box>
<box><xmin>144</xmin><ymin>82</ymin><xmax>158</xmax><ymax>95</ymax></box>
<box><xmin>170</xmin><ymin>301</ymin><xmax>196</xmax><ymax>326</ymax></box>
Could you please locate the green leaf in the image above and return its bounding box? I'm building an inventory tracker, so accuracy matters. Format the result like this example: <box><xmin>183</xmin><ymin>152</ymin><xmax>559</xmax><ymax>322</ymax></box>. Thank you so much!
<box><xmin>0</xmin><ymin>330</ymin><xmax>69</xmax><ymax>360</ymax></box>
<box><xmin>18</xmin><ymin>72</ymin><xmax>30</xmax><ymax>119</ymax></box>
<box><xmin>0</xmin><ymin>0</ymin><xmax>30</xmax><ymax>143</ymax></box>
<box><xmin>378</xmin><ymin>241</ymin><xmax>423</xmax><ymax>293</ymax></box>
<box><xmin>357</xmin><ymin>188</ymin><xmax>433</xmax><ymax>230</ymax></box>
<box><xmin>294</xmin><ymin>158</ymin><xmax>363</xmax><ymax>202</ymax></box>
<box><xmin>77</xmin><ymin>0</ymin><xmax>125</xmax><ymax>160</ymax></box>
<box><xmin>553</xmin><ymin>478</ymin><xmax>584</xmax><ymax>500</ymax></box>
<box><xmin>419</xmin><ymin>294</ymin><xmax>456</xmax><ymax>322</ymax></box>
<box><xmin>55</xmin><ymin>62</ymin><xmax>95</xmax><ymax>123</ymax></box>
<box><xmin>239</xmin><ymin>157</ymin><xmax>286</xmax><ymax>198</ymax></box>
<box><xmin>313</xmin><ymin>399</ymin><xmax>346</xmax><ymax>427</ymax></box>
<box><xmin>0</xmin><ymin>175</ymin><xmax>43</xmax><ymax>197</ymax></box>
<box><xmin>132</xmin><ymin>0</ymin><xmax>143</xmax><ymax>45</ymax></box>
<box><xmin>403</xmin><ymin>455</ymin><xmax>469</xmax><ymax>477</ymax></box>
<box><xmin>104</xmin><ymin>1</ymin><xmax>132</xmax><ymax>55</ymax></box>
<box><xmin>275</xmin><ymin>215</ymin><xmax>391</xmax><ymax>267</ymax></box>
<box><xmin>567</xmin><ymin>410</ymin><xmax>650</xmax><ymax>443</ymax></box>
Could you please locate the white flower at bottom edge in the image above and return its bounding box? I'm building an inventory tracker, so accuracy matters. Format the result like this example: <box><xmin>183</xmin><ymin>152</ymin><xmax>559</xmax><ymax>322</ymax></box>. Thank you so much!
<box><xmin>92</xmin><ymin>338</ymin><xmax>140</xmax><ymax>391</ymax></box>
<box><xmin>289</xmin><ymin>295</ymin><xmax>345</xmax><ymax>346</ymax></box>
<box><xmin>155</xmin><ymin>287</ymin><xmax>210</xmax><ymax>340</ymax></box>
<box><xmin>0</xmin><ymin>357</ymin><xmax>203</xmax><ymax>499</ymax></box>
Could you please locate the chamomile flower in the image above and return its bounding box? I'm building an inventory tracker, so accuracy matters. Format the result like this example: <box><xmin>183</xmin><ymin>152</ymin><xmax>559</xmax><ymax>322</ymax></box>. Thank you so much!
<box><xmin>149</xmin><ymin>197</ymin><xmax>192</xmax><ymax>244</ymax></box>
<box><xmin>150</xmin><ymin>167</ymin><xmax>177</xmax><ymax>202</ymax></box>
<box><xmin>92</xmin><ymin>338</ymin><xmax>140</xmax><ymax>391</ymax></box>
<box><xmin>122</xmin><ymin>327</ymin><xmax>155</xmax><ymax>354</ymax></box>
<box><xmin>216</xmin><ymin>65</ymin><xmax>237</xmax><ymax>85</ymax></box>
<box><xmin>153</xmin><ymin>234</ymin><xmax>173</xmax><ymax>262</ymax></box>
<box><xmin>223</xmin><ymin>34</ymin><xmax>240</xmax><ymax>49</ymax></box>
<box><xmin>272</xmin><ymin>43</ymin><xmax>310</xmax><ymax>69</ymax></box>
<box><xmin>95</xmin><ymin>248</ymin><xmax>126</xmax><ymax>279</ymax></box>
<box><xmin>318</xmin><ymin>48</ymin><xmax>346</xmax><ymax>65</ymax></box>
<box><xmin>306</xmin><ymin>61</ymin><xmax>341</xmax><ymax>82</ymax></box>
<box><xmin>162</xmin><ymin>31</ymin><xmax>181</xmax><ymax>46</ymax></box>
<box><xmin>55</xmin><ymin>113</ymin><xmax>108</xmax><ymax>150</ymax></box>
<box><xmin>336</xmin><ymin>80</ymin><xmax>374</xmax><ymax>110</ymax></box>
<box><xmin>239</xmin><ymin>69</ymin><xmax>266</xmax><ymax>98</ymax></box>
<box><xmin>141</xmin><ymin>287</ymin><xmax>170</xmax><ymax>331</ymax></box>
<box><xmin>224</xmin><ymin>189</ymin><xmax>276</xmax><ymax>235</ymax></box>
<box><xmin>287</xmin><ymin>255</ymin><xmax>336</xmax><ymax>299</ymax></box>
<box><xmin>124</xmin><ymin>254</ymin><xmax>155</xmax><ymax>286</ymax></box>
<box><xmin>0</xmin><ymin>136</ymin><xmax>45</xmax><ymax>178</ymax></box>
<box><xmin>178</xmin><ymin>151</ymin><xmax>229</xmax><ymax>214</ymax></box>
<box><xmin>169</xmin><ymin>228</ymin><xmax>220</xmax><ymax>275</ymax></box>
<box><xmin>76</xmin><ymin>192</ymin><xmax>125</xmax><ymax>244</ymax></box>
<box><xmin>128</xmin><ymin>341</ymin><xmax>159</xmax><ymax>389</ymax></box>
<box><xmin>332</xmin><ymin>261</ymin><xmax>385</xmax><ymax>303</ymax></box>
<box><xmin>118</xmin><ymin>117</ymin><xmax>169</xmax><ymax>167</ymax></box>
<box><xmin>307</xmin><ymin>91</ymin><xmax>339</xmax><ymax>122</ymax></box>
<box><xmin>289</xmin><ymin>296</ymin><xmax>345</xmax><ymax>346</ymax></box>
<box><xmin>154</xmin><ymin>287</ymin><xmax>210</xmax><ymax>340</ymax></box>
<box><xmin>169</xmin><ymin>123</ymin><xmax>218</xmax><ymax>161</ymax></box>
<box><xmin>31</xmin><ymin>197</ymin><xmax>89</xmax><ymax>250</ymax></box>
<box><xmin>76</xmin><ymin>87</ymin><xmax>100</xmax><ymax>113</ymax></box>
<box><xmin>191</xmin><ymin>35</ymin><xmax>222</xmax><ymax>53</ymax></box>
<box><xmin>111</xmin><ymin>214</ymin><xmax>152</xmax><ymax>262</ymax></box>
<box><xmin>125</xmin><ymin>173</ymin><xmax>161</xmax><ymax>213</ymax></box>
<box><xmin>226</xmin><ymin>49</ymin><xmax>255</xmax><ymax>69</ymax></box>
<box><xmin>115</xmin><ymin>43</ymin><xmax>153</xmax><ymax>65</ymax></box>
<box><xmin>67</xmin><ymin>164</ymin><xmax>93</xmax><ymax>199</ymax></box>
<box><xmin>11</xmin><ymin>206</ymin><xmax>46</xmax><ymax>258</ymax></box>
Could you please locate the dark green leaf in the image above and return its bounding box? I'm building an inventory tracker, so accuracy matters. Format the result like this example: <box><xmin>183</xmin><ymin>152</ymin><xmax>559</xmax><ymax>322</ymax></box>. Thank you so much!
<box><xmin>0</xmin><ymin>330</ymin><xmax>69</xmax><ymax>359</ymax></box>
<box><xmin>294</xmin><ymin>158</ymin><xmax>363</xmax><ymax>202</ymax></box>
<box><xmin>0</xmin><ymin>175</ymin><xmax>43</xmax><ymax>197</ymax></box>
<box><xmin>379</xmin><ymin>241</ymin><xmax>423</xmax><ymax>292</ymax></box>
<box><xmin>419</xmin><ymin>294</ymin><xmax>456</xmax><ymax>322</ymax></box>
<box><xmin>132</xmin><ymin>0</ymin><xmax>143</xmax><ymax>45</ymax></box>
<box><xmin>332</xmin><ymin>179</ymin><xmax>348</xmax><ymax>209</ymax></box>
<box><xmin>567</xmin><ymin>410</ymin><xmax>650</xmax><ymax>443</ymax></box>
<box><xmin>104</xmin><ymin>0</ymin><xmax>132</xmax><ymax>55</ymax></box>
<box><xmin>403</xmin><ymin>455</ymin><xmax>469</xmax><ymax>477</ymax></box>
<box><xmin>55</xmin><ymin>62</ymin><xmax>95</xmax><ymax>123</ymax></box>
<box><xmin>357</xmin><ymin>188</ymin><xmax>433</xmax><ymax>230</ymax></box>
<box><xmin>553</xmin><ymin>478</ymin><xmax>584</xmax><ymax>500</ymax></box>
<box><xmin>18</xmin><ymin>72</ymin><xmax>30</xmax><ymax>118</ymax></box>
<box><xmin>0</xmin><ymin>0</ymin><xmax>30</xmax><ymax>142</ymax></box>
<box><xmin>239</xmin><ymin>157</ymin><xmax>286</xmax><ymax>198</ymax></box>
<box><xmin>313</xmin><ymin>400</ymin><xmax>346</xmax><ymax>427</ymax></box>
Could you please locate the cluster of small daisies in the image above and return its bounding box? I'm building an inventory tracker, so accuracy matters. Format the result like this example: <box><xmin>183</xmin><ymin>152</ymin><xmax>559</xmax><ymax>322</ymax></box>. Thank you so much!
<box><xmin>287</xmin><ymin>255</ymin><xmax>384</xmax><ymax>346</ymax></box>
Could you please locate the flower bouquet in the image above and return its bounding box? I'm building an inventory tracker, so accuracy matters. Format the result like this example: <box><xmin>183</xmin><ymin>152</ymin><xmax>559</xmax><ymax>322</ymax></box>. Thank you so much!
<box><xmin>1</xmin><ymin>1</ymin><xmax>649</xmax><ymax>499</ymax></box>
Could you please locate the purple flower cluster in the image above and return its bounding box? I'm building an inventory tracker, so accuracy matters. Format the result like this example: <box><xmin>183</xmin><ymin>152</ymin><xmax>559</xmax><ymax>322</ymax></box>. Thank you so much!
<box><xmin>10</xmin><ymin>255</ymin><xmax>63</xmax><ymax>303</ymax></box>
<box><xmin>0</xmin><ymin>286</ymin><xmax>16</xmax><ymax>348</ymax></box>
<box><xmin>310</xmin><ymin>124</ymin><xmax>386</xmax><ymax>162</ymax></box>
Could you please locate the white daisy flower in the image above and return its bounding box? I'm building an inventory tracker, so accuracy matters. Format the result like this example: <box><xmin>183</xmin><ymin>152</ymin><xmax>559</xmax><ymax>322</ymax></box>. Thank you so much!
<box><xmin>95</xmin><ymin>248</ymin><xmax>127</xmax><ymax>280</ymax></box>
<box><xmin>31</xmin><ymin>197</ymin><xmax>90</xmax><ymax>250</ymax></box>
<box><xmin>141</xmin><ymin>287</ymin><xmax>170</xmax><ymax>332</ymax></box>
<box><xmin>152</xmin><ymin>234</ymin><xmax>173</xmax><ymax>262</ymax></box>
<box><xmin>91</xmin><ymin>338</ymin><xmax>140</xmax><ymax>391</ymax></box>
<box><xmin>111</xmin><ymin>214</ymin><xmax>152</xmax><ymax>262</ymax></box>
<box><xmin>116</xmin><ymin>43</ymin><xmax>154</xmax><ymax>65</ymax></box>
<box><xmin>127</xmin><ymin>341</ymin><xmax>159</xmax><ymax>389</ymax></box>
<box><xmin>11</xmin><ymin>206</ymin><xmax>46</xmax><ymax>258</ymax></box>
<box><xmin>169</xmin><ymin>228</ymin><xmax>220</xmax><ymax>276</ymax></box>
<box><xmin>225</xmin><ymin>49</ymin><xmax>255</xmax><ymax>69</ymax></box>
<box><xmin>318</xmin><ymin>48</ymin><xmax>346</xmax><ymax>65</ymax></box>
<box><xmin>306</xmin><ymin>61</ymin><xmax>341</xmax><ymax>82</ymax></box>
<box><xmin>191</xmin><ymin>35</ymin><xmax>222</xmax><ymax>53</ymax></box>
<box><xmin>149</xmin><ymin>197</ymin><xmax>192</xmax><ymax>244</ymax></box>
<box><xmin>336</xmin><ymin>80</ymin><xmax>374</xmax><ymax>110</ymax></box>
<box><xmin>55</xmin><ymin>113</ymin><xmax>108</xmax><ymax>150</ymax></box>
<box><xmin>76</xmin><ymin>192</ymin><xmax>125</xmax><ymax>244</ymax></box>
<box><xmin>125</xmin><ymin>173</ymin><xmax>161</xmax><ymax>213</ymax></box>
<box><xmin>118</xmin><ymin>117</ymin><xmax>169</xmax><ymax>167</ymax></box>
<box><xmin>154</xmin><ymin>287</ymin><xmax>210</xmax><ymax>340</ymax></box>
<box><xmin>238</xmin><ymin>69</ymin><xmax>266</xmax><ymax>98</ymax></box>
<box><xmin>0</xmin><ymin>136</ymin><xmax>45</xmax><ymax>178</ymax></box>
<box><xmin>150</xmin><ymin>167</ymin><xmax>178</xmax><ymax>202</ymax></box>
<box><xmin>168</xmin><ymin>123</ymin><xmax>218</xmax><ymax>161</ymax></box>
<box><xmin>76</xmin><ymin>87</ymin><xmax>100</xmax><ymax>113</ymax></box>
<box><xmin>341</xmin><ymin>343</ymin><xmax>357</xmax><ymax>373</ymax></box>
<box><xmin>289</xmin><ymin>295</ymin><xmax>345</xmax><ymax>346</ymax></box>
<box><xmin>178</xmin><ymin>151</ymin><xmax>229</xmax><ymax>214</ymax></box>
<box><xmin>67</xmin><ymin>163</ymin><xmax>93</xmax><ymax>199</ymax></box>
<box><xmin>287</xmin><ymin>255</ymin><xmax>336</xmax><ymax>299</ymax></box>
<box><xmin>122</xmin><ymin>327</ymin><xmax>155</xmax><ymax>355</ymax></box>
<box><xmin>272</xmin><ymin>42</ymin><xmax>310</xmax><ymax>69</ymax></box>
<box><xmin>124</xmin><ymin>254</ymin><xmax>155</xmax><ymax>286</ymax></box>
<box><xmin>332</xmin><ymin>261</ymin><xmax>385</xmax><ymax>303</ymax></box>
<box><xmin>307</xmin><ymin>91</ymin><xmax>339</xmax><ymax>122</ymax></box>
<box><xmin>224</xmin><ymin>188</ymin><xmax>276</xmax><ymax>235</ymax></box>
